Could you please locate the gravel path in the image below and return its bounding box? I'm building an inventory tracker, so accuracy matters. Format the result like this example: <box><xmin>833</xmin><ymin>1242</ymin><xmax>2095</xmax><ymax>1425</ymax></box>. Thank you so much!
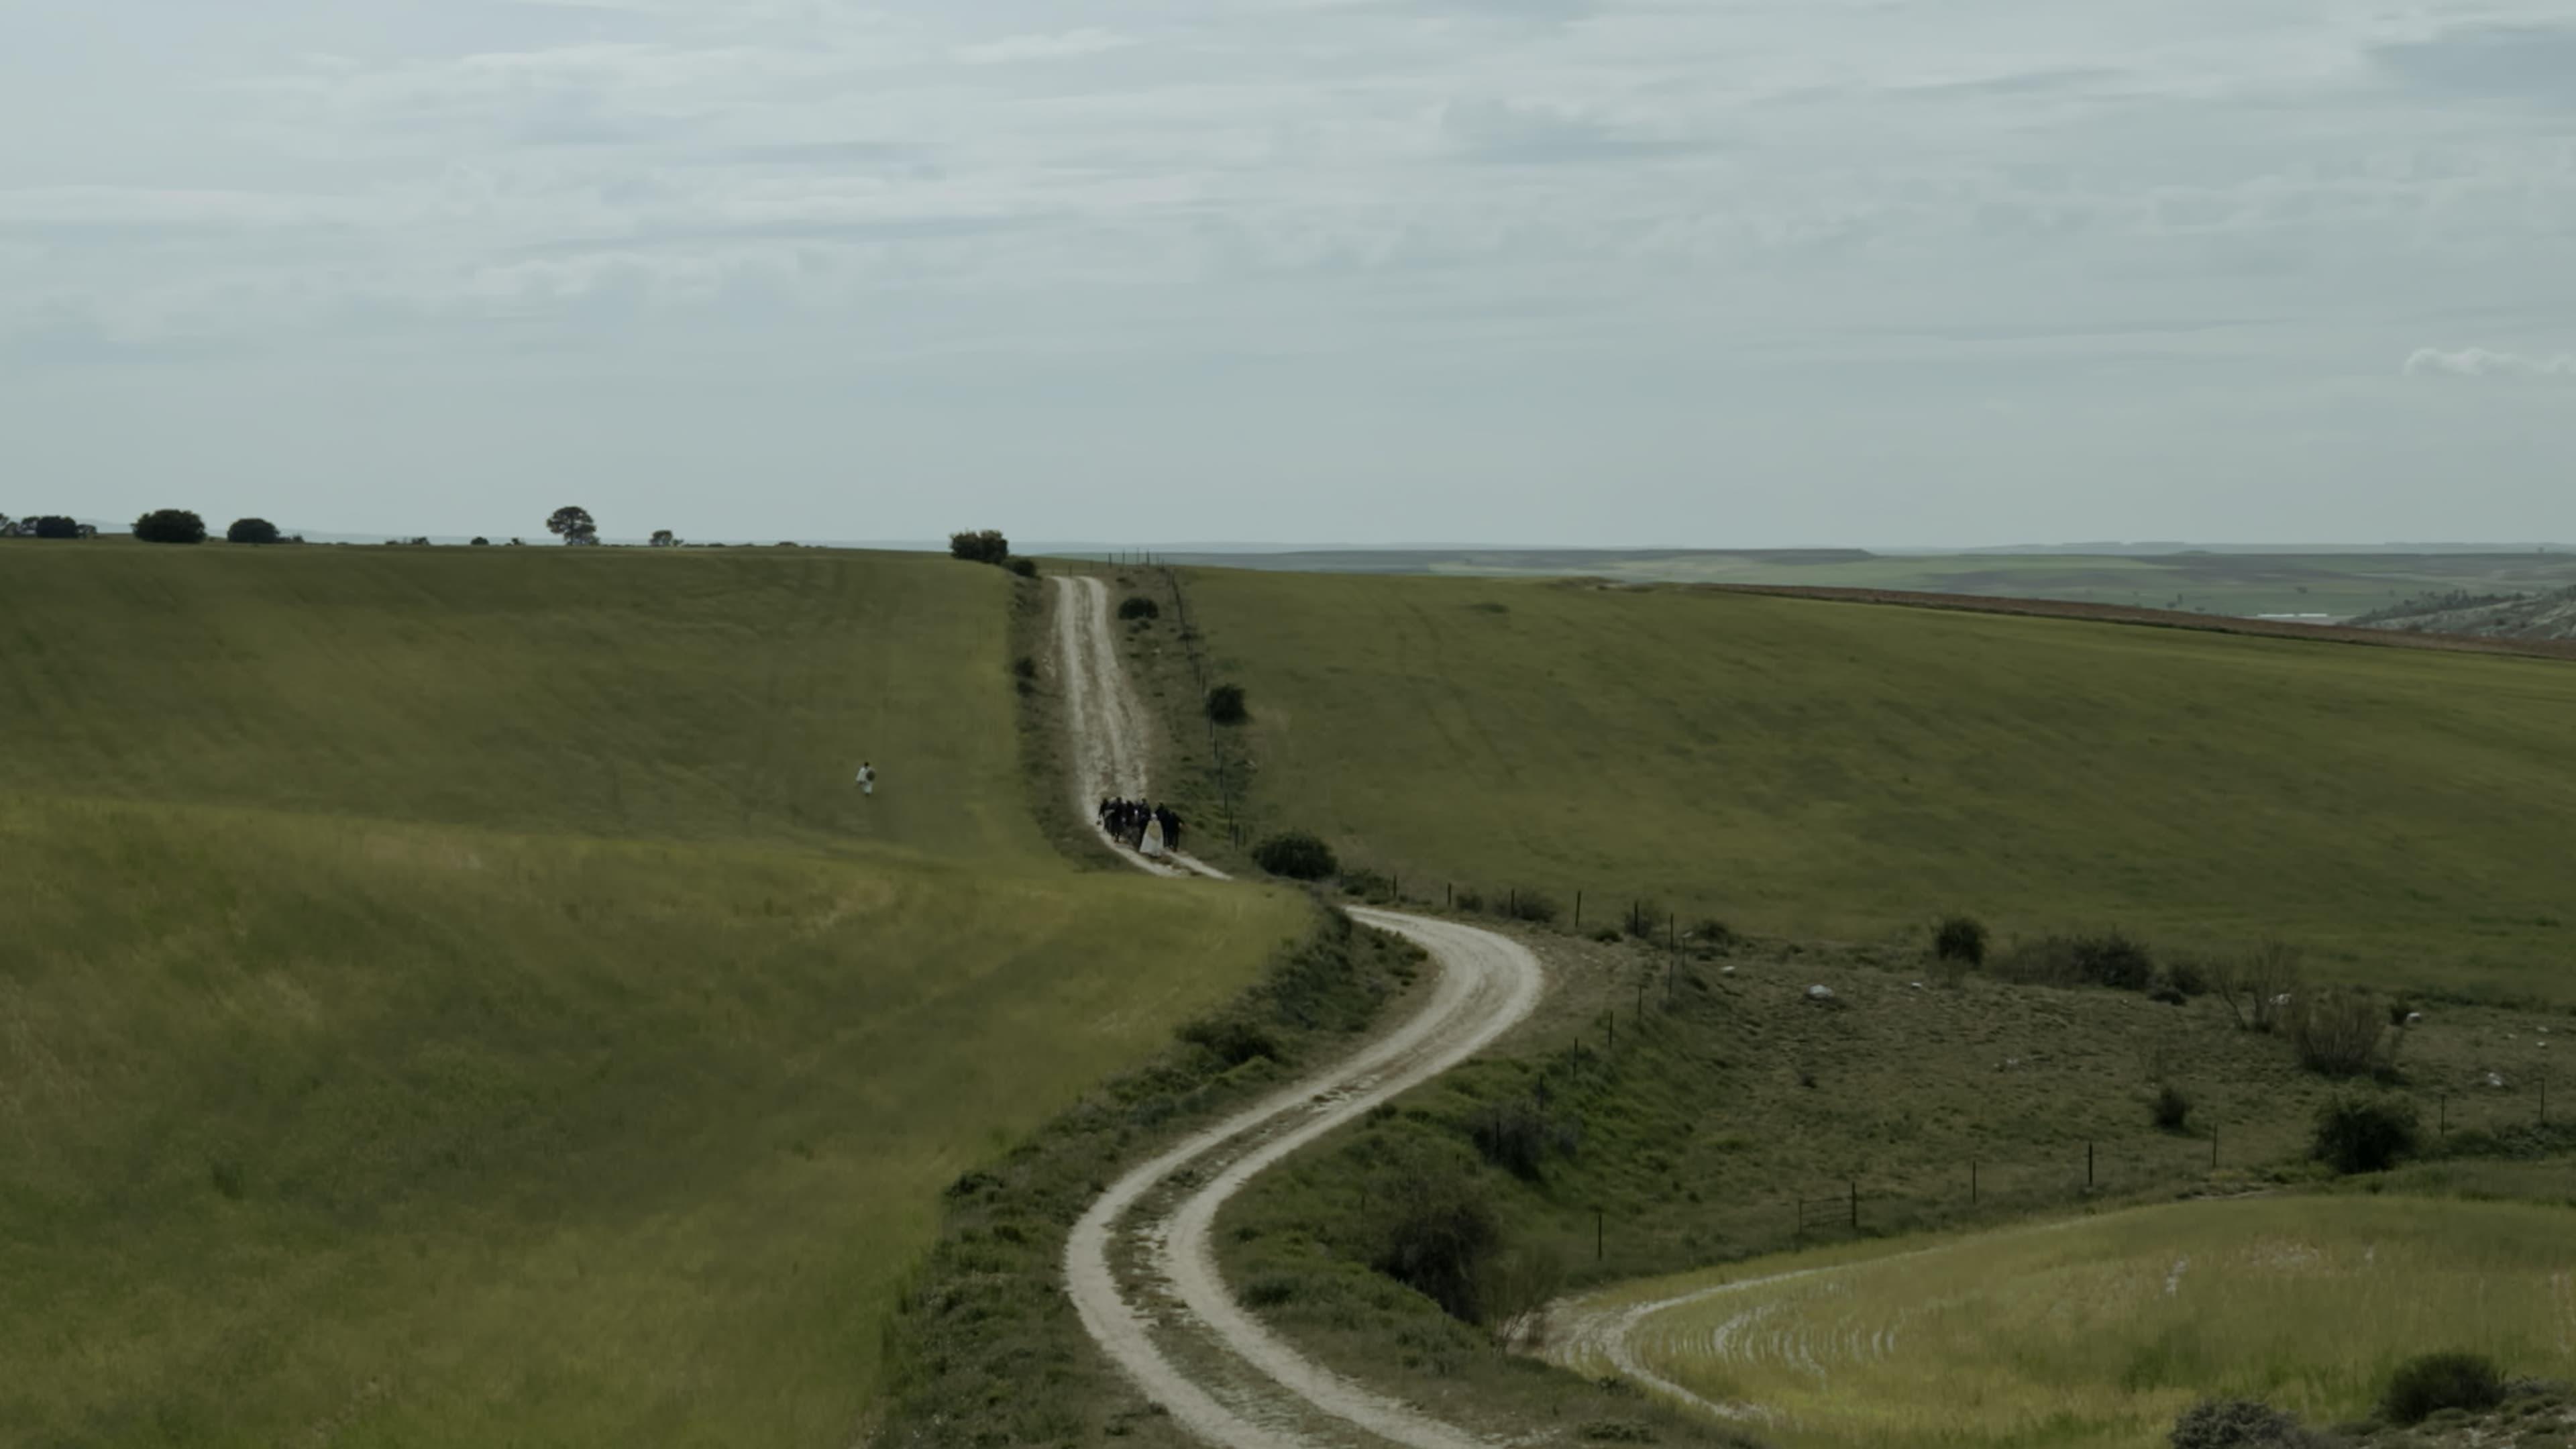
<box><xmin>1049</xmin><ymin>572</ymin><xmax>1548</xmax><ymax>1446</ymax></box>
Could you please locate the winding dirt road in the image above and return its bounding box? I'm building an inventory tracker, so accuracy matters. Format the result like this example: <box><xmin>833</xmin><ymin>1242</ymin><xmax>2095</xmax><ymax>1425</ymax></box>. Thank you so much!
<box><xmin>1050</xmin><ymin>572</ymin><xmax>1549</xmax><ymax>1447</ymax></box>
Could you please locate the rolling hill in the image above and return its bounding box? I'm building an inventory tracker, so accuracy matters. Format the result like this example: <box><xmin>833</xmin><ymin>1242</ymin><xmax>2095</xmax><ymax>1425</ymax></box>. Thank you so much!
<box><xmin>1181</xmin><ymin>568</ymin><xmax>2576</xmax><ymax>1001</ymax></box>
<box><xmin>0</xmin><ymin>541</ymin><xmax>1303</xmax><ymax>1446</ymax></box>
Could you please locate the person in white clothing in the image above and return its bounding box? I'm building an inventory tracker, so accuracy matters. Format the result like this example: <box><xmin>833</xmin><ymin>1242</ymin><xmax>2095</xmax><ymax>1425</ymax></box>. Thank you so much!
<box><xmin>856</xmin><ymin>761</ymin><xmax>875</xmax><ymax>796</ymax></box>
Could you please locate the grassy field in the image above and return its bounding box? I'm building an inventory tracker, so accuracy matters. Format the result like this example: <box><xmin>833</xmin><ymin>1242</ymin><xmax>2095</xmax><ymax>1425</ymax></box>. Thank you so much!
<box><xmin>1210</xmin><ymin>912</ymin><xmax>2574</xmax><ymax>1443</ymax></box>
<box><xmin>0</xmin><ymin>542</ymin><xmax>1305</xmax><ymax>1446</ymax></box>
<box><xmin>1585</xmin><ymin>1194</ymin><xmax>2576</xmax><ymax>1448</ymax></box>
<box><xmin>1181</xmin><ymin>569</ymin><xmax>2576</xmax><ymax>1001</ymax></box>
<box><xmin>1158</xmin><ymin>549</ymin><xmax>2576</xmax><ymax>623</ymax></box>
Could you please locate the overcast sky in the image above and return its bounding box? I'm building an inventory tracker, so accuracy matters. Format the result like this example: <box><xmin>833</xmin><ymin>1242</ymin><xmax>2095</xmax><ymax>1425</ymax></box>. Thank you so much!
<box><xmin>3</xmin><ymin>0</ymin><xmax>2572</xmax><ymax>546</ymax></box>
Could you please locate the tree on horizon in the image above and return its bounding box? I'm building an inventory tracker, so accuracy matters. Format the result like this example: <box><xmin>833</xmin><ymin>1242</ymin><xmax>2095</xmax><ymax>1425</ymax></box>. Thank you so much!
<box><xmin>547</xmin><ymin>506</ymin><xmax>598</xmax><ymax>546</ymax></box>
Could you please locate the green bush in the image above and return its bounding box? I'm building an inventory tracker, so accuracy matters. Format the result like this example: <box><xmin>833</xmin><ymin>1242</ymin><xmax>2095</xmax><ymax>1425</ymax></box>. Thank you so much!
<box><xmin>1118</xmin><ymin>595</ymin><xmax>1159</xmax><ymax>621</ymax></box>
<box><xmin>225</xmin><ymin>517</ymin><xmax>280</xmax><ymax>545</ymax></box>
<box><xmin>2168</xmin><ymin>1397</ymin><xmax>2308</xmax><ymax>1448</ymax></box>
<box><xmin>2151</xmin><ymin>1082</ymin><xmax>2193</xmax><ymax>1132</ymax></box>
<box><xmin>1501</xmin><ymin>890</ymin><xmax>1560</xmax><ymax>924</ymax></box>
<box><xmin>1179</xmin><ymin>1016</ymin><xmax>1281</xmax><ymax>1068</ymax></box>
<box><xmin>132</xmin><ymin>508</ymin><xmax>207</xmax><ymax>545</ymax></box>
<box><xmin>2284</xmin><ymin>989</ymin><xmax>2394</xmax><ymax>1077</ymax></box>
<box><xmin>1933</xmin><ymin>914</ymin><xmax>1988</xmax><ymax>966</ymax></box>
<box><xmin>1252</xmin><ymin>831</ymin><xmax>1337</xmax><ymax>881</ymax></box>
<box><xmin>1366</xmin><ymin>1148</ymin><xmax>1501</xmax><ymax>1323</ymax></box>
<box><xmin>1996</xmin><ymin>931</ymin><xmax>2155</xmax><ymax>991</ymax></box>
<box><xmin>2311</xmin><ymin>1093</ymin><xmax>2418</xmax><ymax>1175</ymax></box>
<box><xmin>1008</xmin><ymin>557</ymin><xmax>1038</xmax><ymax>579</ymax></box>
<box><xmin>2380</xmin><ymin>1352</ymin><xmax>2505</xmax><ymax>1425</ymax></box>
<box><xmin>1206</xmin><ymin>683</ymin><xmax>1248</xmax><ymax>724</ymax></box>
<box><xmin>1464</xmin><ymin>1096</ymin><xmax>1579</xmax><ymax>1181</ymax></box>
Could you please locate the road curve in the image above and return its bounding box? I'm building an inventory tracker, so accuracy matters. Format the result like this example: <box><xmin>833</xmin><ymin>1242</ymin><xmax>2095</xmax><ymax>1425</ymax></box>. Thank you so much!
<box><xmin>1049</xmin><ymin>570</ymin><xmax>1550</xmax><ymax>1446</ymax></box>
<box><xmin>1064</xmin><ymin>911</ymin><xmax>1544</xmax><ymax>1448</ymax></box>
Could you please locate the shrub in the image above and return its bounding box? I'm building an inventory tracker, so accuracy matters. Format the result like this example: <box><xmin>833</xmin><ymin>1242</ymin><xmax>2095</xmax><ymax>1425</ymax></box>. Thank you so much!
<box><xmin>2216</xmin><ymin>942</ymin><xmax>2305</xmax><ymax>1032</ymax></box>
<box><xmin>1454</xmin><ymin>887</ymin><xmax>1487</xmax><ymax>914</ymax></box>
<box><xmin>948</xmin><ymin>529</ymin><xmax>1010</xmax><ymax>564</ymax></box>
<box><xmin>1206</xmin><ymin>683</ymin><xmax>1248</xmax><ymax>724</ymax></box>
<box><xmin>2380</xmin><ymin>1352</ymin><xmax>2505</xmax><ymax>1425</ymax></box>
<box><xmin>1994</xmin><ymin>931</ymin><xmax>2155</xmax><ymax>991</ymax></box>
<box><xmin>2169</xmin><ymin>1397</ymin><xmax>2307</xmax><ymax>1448</ymax></box>
<box><xmin>225</xmin><ymin>517</ymin><xmax>280</xmax><ymax>545</ymax></box>
<box><xmin>1690</xmin><ymin>918</ymin><xmax>1739</xmax><ymax>951</ymax></box>
<box><xmin>1118</xmin><ymin>595</ymin><xmax>1160</xmax><ymax>621</ymax></box>
<box><xmin>1501</xmin><ymin>890</ymin><xmax>1560</xmax><ymax>924</ymax></box>
<box><xmin>2312</xmin><ymin>1093</ymin><xmax>2418</xmax><ymax>1175</ymax></box>
<box><xmin>1477</xmin><ymin>1243</ymin><xmax>1566</xmax><ymax>1348</ymax></box>
<box><xmin>132</xmin><ymin>508</ymin><xmax>207</xmax><ymax>545</ymax></box>
<box><xmin>470</xmin><ymin>536</ymin><xmax>491</xmax><ymax>547</ymax></box>
<box><xmin>2151</xmin><ymin>1082</ymin><xmax>2193</xmax><ymax>1132</ymax></box>
<box><xmin>2284</xmin><ymin>989</ymin><xmax>2393</xmax><ymax>1076</ymax></box>
<box><xmin>2163</xmin><ymin>954</ymin><xmax>2215</xmax><ymax>998</ymax></box>
<box><xmin>1366</xmin><ymin>1149</ymin><xmax>1501</xmax><ymax>1323</ymax></box>
<box><xmin>32</xmin><ymin>515</ymin><xmax>82</xmax><ymax>539</ymax></box>
<box><xmin>1465</xmin><ymin>1096</ymin><xmax>1578</xmax><ymax>1180</ymax></box>
<box><xmin>1933</xmin><ymin>914</ymin><xmax>1988</xmax><ymax>967</ymax></box>
<box><xmin>1179</xmin><ymin>1016</ymin><xmax>1281</xmax><ymax>1068</ymax></box>
<box><xmin>1008</xmin><ymin>557</ymin><xmax>1038</xmax><ymax>579</ymax></box>
<box><xmin>1252</xmin><ymin>831</ymin><xmax>1337</xmax><ymax>881</ymax></box>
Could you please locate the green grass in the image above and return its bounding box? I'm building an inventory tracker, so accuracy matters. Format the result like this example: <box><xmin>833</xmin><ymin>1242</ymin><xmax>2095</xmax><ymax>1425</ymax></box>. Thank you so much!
<box><xmin>1211</xmin><ymin>920</ymin><xmax>2575</xmax><ymax>1446</ymax></box>
<box><xmin>1589</xmin><ymin>1194</ymin><xmax>2576</xmax><ymax>1448</ymax></box>
<box><xmin>0</xmin><ymin>544</ymin><xmax>1305</xmax><ymax>1446</ymax></box>
<box><xmin>1185</xmin><ymin>570</ymin><xmax>2576</xmax><ymax>1000</ymax></box>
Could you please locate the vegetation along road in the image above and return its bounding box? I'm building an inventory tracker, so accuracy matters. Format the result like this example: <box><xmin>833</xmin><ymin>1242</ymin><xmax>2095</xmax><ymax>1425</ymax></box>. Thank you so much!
<box><xmin>1053</xmin><ymin>571</ymin><xmax>1552</xmax><ymax>1446</ymax></box>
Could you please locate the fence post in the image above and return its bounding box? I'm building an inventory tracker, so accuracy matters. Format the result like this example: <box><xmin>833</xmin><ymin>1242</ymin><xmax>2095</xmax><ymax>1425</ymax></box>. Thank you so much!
<box><xmin>1574</xmin><ymin>890</ymin><xmax>1582</xmax><ymax>928</ymax></box>
<box><xmin>1970</xmin><ymin>1159</ymin><xmax>1978</xmax><ymax>1205</ymax></box>
<box><xmin>1595</xmin><ymin>1208</ymin><xmax>1605</xmax><ymax>1261</ymax></box>
<box><xmin>1849</xmin><ymin>1180</ymin><xmax>1858</xmax><ymax>1230</ymax></box>
<box><xmin>2087</xmin><ymin>1140</ymin><xmax>2095</xmax><ymax>1190</ymax></box>
<box><xmin>2438</xmin><ymin>1091</ymin><xmax>2447</xmax><ymax>1138</ymax></box>
<box><xmin>2210</xmin><ymin>1124</ymin><xmax>2219</xmax><ymax>1169</ymax></box>
<box><xmin>1446</xmin><ymin>882</ymin><xmax>1453</xmax><ymax>908</ymax></box>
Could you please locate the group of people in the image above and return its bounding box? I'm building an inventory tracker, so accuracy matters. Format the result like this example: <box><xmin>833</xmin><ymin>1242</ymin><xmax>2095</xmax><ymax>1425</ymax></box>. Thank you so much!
<box><xmin>1099</xmin><ymin>797</ymin><xmax>1184</xmax><ymax>856</ymax></box>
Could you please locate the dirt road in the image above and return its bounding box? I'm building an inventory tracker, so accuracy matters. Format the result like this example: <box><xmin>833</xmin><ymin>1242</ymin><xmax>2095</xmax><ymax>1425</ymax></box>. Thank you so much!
<box><xmin>1050</xmin><ymin>574</ymin><xmax>1549</xmax><ymax>1446</ymax></box>
<box><xmin>1051</xmin><ymin>574</ymin><xmax>1224</xmax><ymax>878</ymax></box>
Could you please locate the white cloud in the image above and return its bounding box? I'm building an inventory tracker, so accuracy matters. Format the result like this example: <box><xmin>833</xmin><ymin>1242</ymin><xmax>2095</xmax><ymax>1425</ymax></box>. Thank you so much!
<box><xmin>954</xmin><ymin>30</ymin><xmax>1134</xmax><ymax>66</ymax></box>
<box><xmin>2404</xmin><ymin>346</ymin><xmax>2576</xmax><ymax>378</ymax></box>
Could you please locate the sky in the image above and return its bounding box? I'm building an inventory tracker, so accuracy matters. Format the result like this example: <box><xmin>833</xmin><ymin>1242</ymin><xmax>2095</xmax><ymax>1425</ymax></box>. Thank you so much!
<box><xmin>2</xmin><ymin>0</ymin><xmax>2572</xmax><ymax>547</ymax></box>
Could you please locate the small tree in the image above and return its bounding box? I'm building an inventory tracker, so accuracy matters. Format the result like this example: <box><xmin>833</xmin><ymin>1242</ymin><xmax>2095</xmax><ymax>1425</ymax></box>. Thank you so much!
<box><xmin>546</xmin><ymin>506</ymin><xmax>598</xmax><ymax>545</ymax></box>
<box><xmin>1118</xmin><ymin>595</ymin><xmax>1160</xmax><ymax>621</ymax></box>
<box><xmin>225</xmin><ymin>517</ymin><xmax>281</xmax><ymax>545</ymax></box>
<box><xmin>1009</xmin><ymin>557</ymin><xmax>1038</xmax><ymax>579</ymax></box>
<box><xmin>470</xmin><ymin>537</ymin><xmax>491</xmax><ymax>547</ymax></box>
<box><xmin>34</xmin><ymin>516</ymin><xmax>83</xmax><ymax>540</ymax></box>
<box><xmin>949</xmin><ymin>529</ymin><xmax>1010</xmax><ymax>565</ymax></box>
<box><xmin>649</xmin><ymin>529</ymin><xmax>677</xmax><ymax>548</ymax></box>
<box><xmin>1252</xmin><ymin>831</ymin><xmax>1337</xmax><ymax>881</ymax></box>
<box><xmin>2149</xmin><ymin>1081</ymin><xmax>2192</xmax><ymax>1132</ymax></box>
<box><xmin>1207</xmin><ymin>683</ymin><xmax>1249</xmax><ymax>724</ymax></box>
<box><xmin>133</xmin><ymin>509</ymin><xmax>207</xmax><ymax>544</ymax></box>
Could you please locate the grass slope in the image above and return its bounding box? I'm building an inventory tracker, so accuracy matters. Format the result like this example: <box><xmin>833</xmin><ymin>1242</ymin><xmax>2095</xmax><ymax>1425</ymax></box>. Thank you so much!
<box><xmin>0</xmin><ymin>545</ymin><xmax>1303</xmax><ymax>1447</ymax></box>
<box><xmin>1186</xmin><ymin>570</ymin><xmax>2576</xmax><ymax>1000</ymax></box>
<box><xmin>1159</xmin><ymin>549</ymin><xmax>2576</xmax><ymax>623</ymax></box>
<box><xmin>1604</xmin><ymin>1195</ymin><xmax>2576</xmax><ymax>1449</ymax></box>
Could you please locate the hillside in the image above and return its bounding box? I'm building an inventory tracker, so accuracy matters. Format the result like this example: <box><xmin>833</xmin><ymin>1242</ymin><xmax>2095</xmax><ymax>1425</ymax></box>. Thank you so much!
<box><xmin>1150</xmin><ymin>548</ymin><xmax>2576</xmax><ymax>623</ymax></box>
<box><xmin>0</xmin><ymin>543</ymin><xmax>1304</xmax><ymax>1446</ymax></box>
<box><xmin>2356</xmin><ymin>584</ymin><xmax>2576</xmax><ymax>643</ymax></box>
<box><xmin>1181</xmin><ymin>568</ymin><xmax>2576</xmax><ymax>1001</ymax></box>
